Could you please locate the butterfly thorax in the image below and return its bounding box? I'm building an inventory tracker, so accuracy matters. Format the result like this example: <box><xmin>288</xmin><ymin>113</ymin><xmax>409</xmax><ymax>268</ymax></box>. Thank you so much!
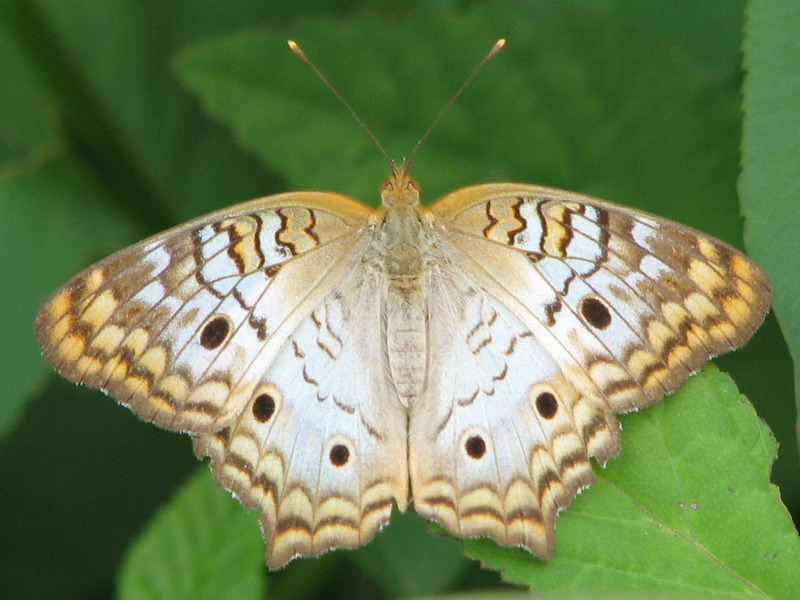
<box><xmin>378</xmin><ymin>165</ymin><xmax>429</xmax><ymax>406</ymax></box>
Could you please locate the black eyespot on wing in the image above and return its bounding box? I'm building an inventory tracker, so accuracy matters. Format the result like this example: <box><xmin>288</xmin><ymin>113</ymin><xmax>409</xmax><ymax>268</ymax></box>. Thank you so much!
<box><xmin>535</xmin><ymin>391</ymin><xmax>559</xmax><ymax>419</ymax></box>
<box><xmin>580</xmin><ymin>296</ymin><xmax>612</xmax><ymax>330</ymax></box>
<box><xmin>252</xmin><ymin>393</ymin><xmax>276</xmax><ymax>423</ymax></box>
<box><xmin>330</xmin><ymin>444</ymin><xmax>350</xmax><ymax>466</ymax></box>
<box><xmin>465</xmin><ymin>435</ymin><xmax>486</xmax><ymax>459</ymax></box>
<box><xmin>200</xmin><ymin>315</ymin><xmax>231</xmax><ymax>349</ymax></box>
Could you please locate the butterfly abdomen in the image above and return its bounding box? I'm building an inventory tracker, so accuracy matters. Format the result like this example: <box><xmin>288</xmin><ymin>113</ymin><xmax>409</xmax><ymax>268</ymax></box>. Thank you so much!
<box><xmin>378</xmin><ymin>202</ymin><xmax>431</xmax><ymax>405</ymax></box>
<box><xmin>385</xmin><ymin>275</ymin><xmax>428</xmax><ymax>404</ymax></box>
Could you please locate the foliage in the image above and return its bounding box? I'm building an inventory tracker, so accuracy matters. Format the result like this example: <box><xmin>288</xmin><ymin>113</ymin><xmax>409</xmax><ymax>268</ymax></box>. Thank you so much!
<box><xmin>1</xmin><ymin>1</ymin><xmax>797</xmax><ymax>598</ymax></box>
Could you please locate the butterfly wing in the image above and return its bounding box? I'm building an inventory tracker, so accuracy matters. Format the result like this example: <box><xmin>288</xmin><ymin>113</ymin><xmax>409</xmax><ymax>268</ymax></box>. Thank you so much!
<box><xmin>194</xmin><ymin>259</ymin><xmax>408</xmax><ymax>568</ymax></box>
<box><xmin>430</xmin><ymin>183</ymin><xmax>770</xmax><ymax>412</ymax></box>
<box><xmin>409</xmin><ymin>183</ymin><xmax>770</xmax><ymax>558</ymax></box>
<box><xmin>35</xmin><ymin>192</ymin><xmax>376</xmax><ymax>433</ymax></box>
<box><xmin>410</xmin><ymin>270</ymin><xmax>620</xmax><ymax>558</ymax></box>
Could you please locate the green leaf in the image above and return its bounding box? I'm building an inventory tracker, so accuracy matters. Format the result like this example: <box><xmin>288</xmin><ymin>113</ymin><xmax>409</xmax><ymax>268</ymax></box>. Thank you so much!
<box><xmin>0</xmin><ymin>16</ymin><xmax>58</xmax><ymax>165</ymax></box>
<box><xmin>176</xmin><ymin>10</ymin><xmax>747</xmax><ymax>243</ymax></box>
<box><xmin>347</xmin><ymin>511</ymin><xmax>469</xmax><ymax>597</ymax></box>
<box><xmin>469</xmin><ymin>367</ymin><xmax>800</xmax><ymax>598</ymax></box>
<box><xmin>118</xmin><ymin>468</ymin><xmax>266</xmax><ymax>600</ymax></box>
<box><xmin>740</xmin><ymin>0</ymin><xmax>800</xmax><ymax>444</ymax></box>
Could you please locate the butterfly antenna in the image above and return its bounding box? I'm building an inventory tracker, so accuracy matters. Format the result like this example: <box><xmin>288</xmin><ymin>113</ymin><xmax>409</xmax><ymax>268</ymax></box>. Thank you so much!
<box><xmin>288</xmin><ymin>40</ymin><xmax>392</xmax><ymax>167</ymax></box>
<box><xmin>406</xmin><ymin>38</ymin><xmax>506</xmax><ymax>170</ymax></box>
<box><xmin>289</xmin><ymin>38</ymin><xmax>506</xmax><ymax>171</ymax></box>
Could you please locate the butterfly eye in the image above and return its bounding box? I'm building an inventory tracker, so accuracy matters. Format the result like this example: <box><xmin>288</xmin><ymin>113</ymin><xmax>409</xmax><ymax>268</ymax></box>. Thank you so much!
<box><xmin>579</xmin><ymin>296</ymin><xmax>612</xmax><ymax>330</ymax></box>
<box><xmin>200</xmin><ymin>314</ymin><xmax>232</xmax><ymax>349</ymax></box>
<box><xmin>535</xmin><ymin>391</ymin><xmax>559</xmax><ymax>420</ymax></box>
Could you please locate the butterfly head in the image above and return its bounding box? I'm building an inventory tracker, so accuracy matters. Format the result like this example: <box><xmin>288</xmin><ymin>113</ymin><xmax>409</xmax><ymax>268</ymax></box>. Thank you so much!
<box><xmin>380</xmin><ymin>161</ymin><xmax>421</xmax><ymax>208</ymax></box>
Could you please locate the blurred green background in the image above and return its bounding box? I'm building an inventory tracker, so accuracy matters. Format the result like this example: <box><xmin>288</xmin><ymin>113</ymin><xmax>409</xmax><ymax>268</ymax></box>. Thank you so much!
<box><xmin>1</xmin><ymin>1</ymin><xmax>797</xmax><ymax>599</ymax></box>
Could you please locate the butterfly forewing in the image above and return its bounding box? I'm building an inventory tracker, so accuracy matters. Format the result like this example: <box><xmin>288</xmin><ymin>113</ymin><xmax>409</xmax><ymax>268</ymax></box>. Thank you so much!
<box><xmin>430</xmin><ymin>184</ymin><xmax>771</xmax><ymax>412</ymax></box>
<box><xmin>35</xmin><ymin>192</ymin><xmax>375</xmax><ymax>433</ymax></box>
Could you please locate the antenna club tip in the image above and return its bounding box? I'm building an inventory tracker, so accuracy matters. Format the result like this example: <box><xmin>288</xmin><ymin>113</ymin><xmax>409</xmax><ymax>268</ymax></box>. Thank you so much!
<box><xmin>287</xmin><ymin>39</ymin><xmax>308</xmax><ymax>60</ymax></box>
<box><xmin>491</xmin><ymin>38</ymin><xmax>506</xmax><ymax>56</ymax></box>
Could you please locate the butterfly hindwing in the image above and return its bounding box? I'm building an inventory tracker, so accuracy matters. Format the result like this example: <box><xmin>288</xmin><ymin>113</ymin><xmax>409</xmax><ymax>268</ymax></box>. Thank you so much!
<box><xmin>409</xmin><ymin>263</ymin><xmax>620</xmax><ymax>559</ymax></box>
<box><xmin>194</xmin><ymin>261</ymin><xmax>408</xmax><ymax>568</ymax></box>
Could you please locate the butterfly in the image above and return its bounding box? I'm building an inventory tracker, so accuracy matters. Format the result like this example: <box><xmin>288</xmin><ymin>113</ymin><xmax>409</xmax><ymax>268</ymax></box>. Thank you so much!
<box><xmin>34</xmin><ymin>41</ymin><xmax>770</xmax><ymax>569</ymax></box>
